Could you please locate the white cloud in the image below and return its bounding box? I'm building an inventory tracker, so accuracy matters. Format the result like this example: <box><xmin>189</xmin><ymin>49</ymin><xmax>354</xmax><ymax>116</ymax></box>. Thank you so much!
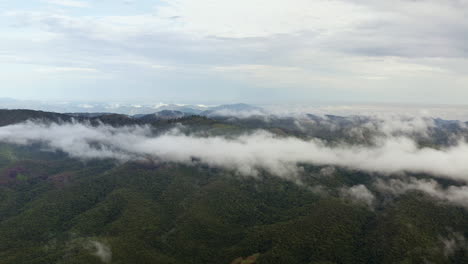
<box><xmin>265</xmin><ymin>104</ymin><xmax>468</xmax><ymax>122</ymax></box>
<box><xmin>376</xmin><ymin>178</ymin><xmax>468</xmax><ymax>208</ymax></box>
<box><xmin>341</xmin><ymin>184</ymin><xmax>375</xmax><ymax>208</ymax></box>
<box><xmin>2</xmin><ymin>121</ymin><xmax>468</xmax><ymax>182</ymax></box>
<box><xmin>85</xmin><ymin>240</ymin><xmax>112</xmax><ymax>263</ymax></box>
<box><xmin>35</xmin><ymin>67</ymin><xmax>98</xmax><ymax>73</ymax></box>
<box><xmin>3</xmin><ymin>0</ymin><xmax>468</xmax><ymax>102</ymax></box>
<box><xmin>155</xmin><ymin>0</ymin><xmax>374</xmax><ymax>38</ymax></box>
<box><xmin>212</xmin><ymin>64</ymin><xmax>336</xmax><ymax>88</ymax></box>
<box><xmin>78</xmin><ymin>104</ymin><xmax>94</xmax><ymax>109</ymax></box>
<box><xmin>43</xmin><ymin>0</ymin><xmax>89</xmax><ymax>8</ymax></box>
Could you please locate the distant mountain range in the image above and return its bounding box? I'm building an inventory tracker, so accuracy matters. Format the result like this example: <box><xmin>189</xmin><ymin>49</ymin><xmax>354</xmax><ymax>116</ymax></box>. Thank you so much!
<box><xmin>0</xmin><ymin>98</ymin><xmax>263</xmax><ymax>117</ymax></box>
<box><xmin>0</xmin><ymin>107</ymin><xmax>466</xmax><ymax>150</ymax></box>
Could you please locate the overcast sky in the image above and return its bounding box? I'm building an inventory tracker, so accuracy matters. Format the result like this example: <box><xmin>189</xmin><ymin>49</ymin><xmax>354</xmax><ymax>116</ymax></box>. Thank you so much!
<box><xmin>2</xmin><ymin>0</ymin><xmax>468</xmax><ymax>104</ymax></box>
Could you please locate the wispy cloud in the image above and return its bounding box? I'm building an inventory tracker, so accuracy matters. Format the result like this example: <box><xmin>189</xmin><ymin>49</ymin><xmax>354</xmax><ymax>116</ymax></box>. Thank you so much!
<box><xmin>376</xmin><ymin>178</ymin><xmax>468</xmax><ymax>208</ymax></box>
<box><xmin>42</xmin><ymin>0</ymin><xmax>89</xmax><ymax>8</ymax></box>
<box><xmin>85</xmin><ymin>240</ymin><xmax>112</xmax><ymax>264</ymax></box>
<box><xmin>35</xmin><ymin>67</ymin><xmax>98</xmax><ymax>73</ymax></box>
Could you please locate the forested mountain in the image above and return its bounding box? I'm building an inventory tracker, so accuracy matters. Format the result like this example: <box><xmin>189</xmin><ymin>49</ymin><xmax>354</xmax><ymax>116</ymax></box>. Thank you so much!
<box><xmin>0</xmin><ymin>109</ymin><xmax>467</xmax><ymax>264</ymax></box>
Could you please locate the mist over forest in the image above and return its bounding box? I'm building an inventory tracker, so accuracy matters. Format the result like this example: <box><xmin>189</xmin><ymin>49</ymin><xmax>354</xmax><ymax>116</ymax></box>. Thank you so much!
<box><xmin>0</xmin><ymin>105</ymin><xmax>467</xmax><ymax>263</ymax></box>
<box><xmin>3</xmin><ymin>0</ymin><xmax>468</xmax><ymax>263</ymax></box>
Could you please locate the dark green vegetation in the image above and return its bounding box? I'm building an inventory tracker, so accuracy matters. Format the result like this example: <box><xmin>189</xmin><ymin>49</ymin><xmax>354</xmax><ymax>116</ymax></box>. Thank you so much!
<box><xmin>0</xmin><ymin>109</ymin><xmax>467</xmax><ymax>263</ymax></box>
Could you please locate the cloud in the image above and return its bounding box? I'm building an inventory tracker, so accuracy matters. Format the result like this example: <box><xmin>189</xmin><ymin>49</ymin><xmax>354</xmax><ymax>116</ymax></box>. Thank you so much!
<box><xmin>376</xmin><ymin>178</ymin><xmax>468</xmax><ymax>208</ymax></box>
<box><xmin>266</xmin><ymin>104</ymin><xmax>468</xmax><ymax>122</ymax></box>
<box><xmin>441</xmin><ymin>232</ymin><xmax>467</xmax><ymax>257</ymax></box>
<box><xmin>154</xmin><ymin>0</ymin><xmax>373</xmax><ymax>38</ymax></box>
<box><xmin>84</xmin><ymin>240</ymin><xmax>112</xmax><ymax>263</ymax></box>
<box><xmin>1</xmin><ymin>121</ymin><xmax>468</xmax><ymax>183</ymax></box>
<box><xmin>4</xmin><ymin>0</ymin><xmax>468</xmax><ymax>103</ymax></box>
<box><xmin>42</xmin><ymin>0</ymin><xmax>89</xmax><ymax>8</ymax></box>
<box><xmin>341</xmin><ymin>184</ymin><xmax>375</xmax><ymax>208</ymax></box>
<box><xmin>35</xmin><ymin>67</ymin><xmax>98</xmax><ymax>74</ymax></box>
<box><xmin>211</xmin><ymin>64</ymin><xmax>336</xmax><ymax>88</ymax></box>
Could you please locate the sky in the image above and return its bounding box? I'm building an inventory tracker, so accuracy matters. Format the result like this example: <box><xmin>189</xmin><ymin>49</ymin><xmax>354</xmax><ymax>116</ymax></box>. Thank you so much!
<box><xmin>1</xmin><ymin>0</ymin><xmax>468</xmax><ymax>104</ymax></box>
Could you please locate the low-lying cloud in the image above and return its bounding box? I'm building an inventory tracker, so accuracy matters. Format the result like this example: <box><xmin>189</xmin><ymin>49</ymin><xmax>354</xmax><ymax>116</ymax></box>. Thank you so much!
<box><xmin>341</xmin><ymin>184</ymin><xmax>375</xmax><ymax>208</ymax></box>
<box><xmin>86</xmin><ymin>240</ymin><xmax>112</xmax><ymax>264</ymax></box>
<box><xmin>81</xmin><ymin>239</ymin><xmax>112</xmax><ymax>263</ymax></box>
<box><xmin>1</xmin><ymin>121</ymin><xmax>468</xmax><ymax>183</ymax></box>
<box><xmin>376</xmin><ymin>177</ymin><xmax>468</xmax><ymax>208</ymax></box>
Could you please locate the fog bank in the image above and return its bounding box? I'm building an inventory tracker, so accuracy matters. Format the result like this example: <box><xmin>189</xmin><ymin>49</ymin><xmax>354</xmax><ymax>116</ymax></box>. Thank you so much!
<box><xmin>0</xmin><ymin>122</ymin><xmax>467</xmax><ymax>182</ymax></box>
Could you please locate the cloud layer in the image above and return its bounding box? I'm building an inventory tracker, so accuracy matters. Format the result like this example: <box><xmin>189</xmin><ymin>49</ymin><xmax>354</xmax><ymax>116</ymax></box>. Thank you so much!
<box><xmin>2</xmin><ymin>0</ymin><xmax>468</xmax><ymax>102</ymax></box>
<box><xmin>0</xmin><ymin>121</ymin><xmax>467</xmax><ymax>182</ymax></box>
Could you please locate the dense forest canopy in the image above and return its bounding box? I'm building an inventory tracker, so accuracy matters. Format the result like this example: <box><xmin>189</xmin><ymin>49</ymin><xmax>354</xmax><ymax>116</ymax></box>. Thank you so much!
<box><xmin>0</xmin><ymin>109</ymin><xmax>467</xmax><ymax>264</ymax></box>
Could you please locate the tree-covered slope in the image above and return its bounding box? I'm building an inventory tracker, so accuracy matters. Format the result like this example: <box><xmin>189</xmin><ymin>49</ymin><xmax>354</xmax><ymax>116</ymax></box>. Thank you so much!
<box><xmin>0</xmin><ymin>145</ymin><xmax>466</xmax><ymax>263</ymax></box>
<box><xmin>0</xmin><ymin>109</ymin><xmax>467</xmax><ymax>263</ymax></box>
